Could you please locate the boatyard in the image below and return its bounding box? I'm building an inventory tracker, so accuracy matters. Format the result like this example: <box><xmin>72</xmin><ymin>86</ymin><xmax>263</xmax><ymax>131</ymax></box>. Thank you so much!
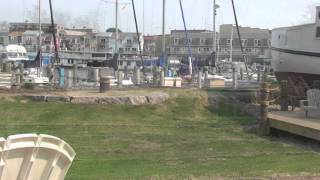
<box><xmin>0</xmin><ymin>0</ymin><xmax>320</xmax><ymax>179</ymax></box>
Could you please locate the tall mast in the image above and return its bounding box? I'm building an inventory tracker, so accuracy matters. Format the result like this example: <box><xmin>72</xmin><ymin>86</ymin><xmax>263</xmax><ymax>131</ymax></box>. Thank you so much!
<box><xmin>213</xmin><ymin>0</ymin><xmax>216</xmax><ymax>54</ymax></box>
<box><xmin>115</xmin><ymin>0</ymin><xmax>119</xmax><ymax>54</ymax></box>
<box><xmin>230</xmin><ymin>25</ymin><xmax>234</xmax><ymax>62</ymax></box>
<box><xmin>142</xmin><ymin>0</ymin><xmax>145</xmax><ymax>36</ymax></box>
<box><xmin>179</xmin><ymin>0</ymin><xmax>192</xmax><ymax>75</ymax></box>
<box><xmin>162</xmin><ymin>0</ymin><xmax>166</xmax><ymax>57</ymax></box>
<box><xmin>38</xmin><ymin>0</ymin><xmax>42</xmax><ymax>57</ymax></box>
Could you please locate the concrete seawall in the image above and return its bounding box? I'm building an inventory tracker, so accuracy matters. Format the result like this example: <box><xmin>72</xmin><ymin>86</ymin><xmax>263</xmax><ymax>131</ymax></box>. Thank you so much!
<box><xmin>23</xmin><ymin>92</ymin><xmax>170</xmax><ymax>105</ymax></box>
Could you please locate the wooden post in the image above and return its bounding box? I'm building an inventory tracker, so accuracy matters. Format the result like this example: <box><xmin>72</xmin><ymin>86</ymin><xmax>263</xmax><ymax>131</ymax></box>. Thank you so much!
<box><xmin>135</xmin><ymin>68</ymin><xmax>141</xmax><ymax>85</ymax></box>
<box><xmin>257</xmin><ymin>68</ymin><xmax>261</xmax><ymax>82</ymax></box>
<box><xmin>118</xmin><ymin>71</ymin><xmax>123</xmax><ymax>87</ymax></box>
<box><xmin>232</xmin><ymin>67</ymin><xmax>238</xmax><ymax>89</ymax></box>
<box><xmin>15</xmin><ymin>69</ymin><xmax>21</xmax><ymax>85</ymax></box>
<box><xmin>153</xmin><ymin>67</ymin><xmax>158</xmax><ymax>87</ymax></box>
<box><xmin>259</xmin><ymin>82</ymin><xmax>270</xmax><ymax>136</ymax></box>
<box><xmin>18</xmin><ymin>64</ymin><xmax>24</xmax><ymax>84</ymax></box>
<box><xmin>93</xmin><ymin>68</ymin><xmax>100</xmax><ymax>86</ymax></box>
<box><xmin>204</xmin><ymin>71</ymin><xmax>209</xmax><ymax>88</ymax></box>
<box><xmin>72</xmin><ymin>64</ymin><xmax>78</xmax><ymax>86</ymax></box>
<box><xmin>160</xmin><ymin>70</ymin><xmax>165</xmax><ymax>87</ymax></box>
<box><xmin>66</xmin><ymin>69</ymin><xmax>73</xmax><ymax>89</ymax></box>
<box><xmin>198</xmin><ymin>71</ymin><xmax>202</xmax><ymax>89</ymax></box>
<box><xmin>280</xmin><ymin>80</ymin><xmax>289</xmax><ymax>111</ymax></box>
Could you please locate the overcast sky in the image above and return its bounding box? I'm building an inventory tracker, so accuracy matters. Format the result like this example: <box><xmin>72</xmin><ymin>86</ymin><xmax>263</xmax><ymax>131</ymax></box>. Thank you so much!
<box><xmin>0</xmin><ymin>0</ymin><xmax>319</xmax><ymax>34</ymax></box>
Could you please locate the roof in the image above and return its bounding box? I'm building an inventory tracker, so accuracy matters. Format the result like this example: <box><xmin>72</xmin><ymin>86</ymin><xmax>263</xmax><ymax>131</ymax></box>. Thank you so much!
<box><xmin>96</xmin><ymin>32</ymin><xmax>113</xmax><ymax>37</ymax></box>
<box><xmin>9</xmin><ymin>32</ymin><xmax>23</xmax><ymax>37</ymax></box>
<box><xmin>144</xmin><ymin>35</ymin><xmax>160</xmax><ymax>41</ymax></box>
<box><xmin>62</xmin><ymin>30</ymin><xmax>86</xmax><ymax>36</ymax></box>
<box><xmin>22</xmin><ymin>31</ymin><xmax>41</xmax><ymax>36</ymax></box>
<box><xmin>272</xmin><ymin>23</ymin><xmax>315</xmax><ymax>31</ymax></box>
<box><xmin>171</xmin><ymin>30</ymin><xmax>211</xmax><ymax>34</ymax></box>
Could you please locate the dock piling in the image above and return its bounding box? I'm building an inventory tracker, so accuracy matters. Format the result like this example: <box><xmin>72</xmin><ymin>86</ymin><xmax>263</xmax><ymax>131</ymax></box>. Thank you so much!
<box><xmin>280</xmin><ymin>80</ymin><xmax>289</xmax><ymax>111</ymax></box>
<box><xmin>259</xmin><ymin>82</ymin><xmax>270</xmax><ymax>136</ymax></box>
<box><xmin>198</xmin><ymin>71</ymin><xmax>202</xmax><ymax>89</ymax></box>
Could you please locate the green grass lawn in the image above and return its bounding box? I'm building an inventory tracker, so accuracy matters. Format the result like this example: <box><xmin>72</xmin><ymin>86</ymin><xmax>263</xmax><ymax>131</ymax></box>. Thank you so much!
<box><xmin>0</xmin><ymin>89</ymin><xmax>320</xmax><ymax>179</ymax></box>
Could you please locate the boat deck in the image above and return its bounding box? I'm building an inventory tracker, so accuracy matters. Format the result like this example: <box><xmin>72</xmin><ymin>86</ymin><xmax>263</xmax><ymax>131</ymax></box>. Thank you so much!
<box><xmin>268</xmin><ymin>111</ymin><xmax>320</xmax><ymax>141</ymax></box>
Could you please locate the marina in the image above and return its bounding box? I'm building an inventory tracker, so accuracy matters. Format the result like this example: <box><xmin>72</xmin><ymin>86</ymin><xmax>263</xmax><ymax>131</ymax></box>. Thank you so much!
<box><xmin>0</xmin><ymin>0</ymin><xmax>320</xmax><ymax>179</ymax></box>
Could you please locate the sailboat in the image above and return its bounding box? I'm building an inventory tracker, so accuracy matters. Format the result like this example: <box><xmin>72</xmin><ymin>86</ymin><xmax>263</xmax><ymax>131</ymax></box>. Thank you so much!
<box><xmin>24</xmin><ymin>0</ymin><xmax>49</xmax><ymax>84</ymax></box>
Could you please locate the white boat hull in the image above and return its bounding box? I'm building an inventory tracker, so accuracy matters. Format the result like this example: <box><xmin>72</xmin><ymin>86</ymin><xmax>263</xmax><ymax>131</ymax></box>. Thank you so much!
<box><xmin>271</xmin><ymin>6</ymin><xmax>320</xmax><ymax>88</ymax></box>
<box><xmin>271</xmin><ymin>50</ymin><xmax>320</xmax><ymax>77</ymax></box>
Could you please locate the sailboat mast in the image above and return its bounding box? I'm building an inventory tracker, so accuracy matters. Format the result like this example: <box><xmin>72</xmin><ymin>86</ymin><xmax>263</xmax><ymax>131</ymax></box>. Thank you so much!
<box><xmin>49</xmin><ymin>0</ymin><xmax>59</xmax><ymax>64</ymax></box>
<box><xmin>213</xmin><ymin>0</ymin><xmax>216</xmax><ymax>54</ymax></box>
<box><xmin>162</xmin><ymin>0</ymin><xmax>166</xmax><ymax>66</ymax></box>
<box><xmin>142</xmin><ymin>0</ymin><xmax>145</xmax><ymax>36</ymax></box>
<box><xmin>230</xmin><ymin>25</ymin><xmax>234</xmax><ymax>62</ymax></box>
<box><xmin>38</xmin><ymin>0</ymin><xmax>42</xmax><ymax>63</ymax></box>
<box><xmin>115</xmin><ymin>0</ymin><xmax>119</xmax><ymax>54</ymax></box>
<box><xmin>179</xmin><ymin>0</ymin><xmax>193</xmax><ymax>75</ymax></box>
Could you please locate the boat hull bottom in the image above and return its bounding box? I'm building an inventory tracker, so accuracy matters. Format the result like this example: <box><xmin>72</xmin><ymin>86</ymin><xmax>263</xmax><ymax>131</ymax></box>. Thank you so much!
<box><xmin>275</xmin><ymin>72</ymin><xmax>320</xmax><ymax>86</ymax></box>
<box><xmin>275</xmin><ymin>72</ymin><xmax>320</xmax><ymax>98</ymax></box>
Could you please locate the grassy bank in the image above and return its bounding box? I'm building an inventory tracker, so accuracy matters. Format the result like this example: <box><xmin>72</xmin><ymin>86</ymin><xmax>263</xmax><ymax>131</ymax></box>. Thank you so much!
<box><xmin>0</xmin><ymin>89</ymin><xmax>319</xmax><ymax>179</ymax></box>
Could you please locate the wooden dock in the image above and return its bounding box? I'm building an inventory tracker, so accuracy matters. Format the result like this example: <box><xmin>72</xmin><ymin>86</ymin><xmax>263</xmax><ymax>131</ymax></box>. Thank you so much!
<box><xmin>268</xmin><ymin>111</ymin><xmax>320</xmax><ymax>141</ymax></box>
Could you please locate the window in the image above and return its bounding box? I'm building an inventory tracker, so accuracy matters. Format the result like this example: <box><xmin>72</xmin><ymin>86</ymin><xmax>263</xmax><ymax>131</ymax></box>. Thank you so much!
<box><xmin>241</xmin><ymin>39</ymin><xmax>248</xmax><ymax>46</ymax></box>
<box><xmin>226</xmin><ymin>39</ymin><xmax>231</xmax><ymax>46</ymax></box>
<box><xmin>132</xmin><ymin>48</ymin><xmax>137</xmax><ymax>52</ymax></box>
<box><xmin>255</xmin><ymin>39</ymin><xmax>261</xmax><ymax>46</ymax></box>
<box><xmin>200</xmin><ymin>39</ymin><xmax>205</xmax><ymax>44</ymax></box>
<box><xmin>0</xmin><ymin>37</ymin><xmax>4</xmax><ymax>44</ymax></box>
<box><xmin>174</xmin><ymin>38</ymin><xmax>179</xmax><ymax>45</ymax></box>
<box><xmin>316</xmin><ymin>27</ymin><xmax>320</xmax><ymax>38</ymax></box>
<box><xmin>127</xmin><ymin>39</ymin><xmax>132</xmax><ymax>44</ymax></box>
